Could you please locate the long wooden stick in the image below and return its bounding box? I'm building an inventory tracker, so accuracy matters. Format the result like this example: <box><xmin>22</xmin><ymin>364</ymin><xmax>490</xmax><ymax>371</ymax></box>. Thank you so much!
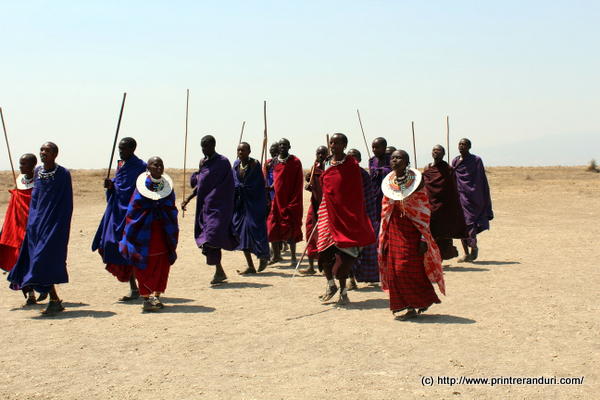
<box><xmin>106</xmin><ymin>93</ymin><xmax>127</xmax><ymax>180</ymax></box>
<box><xmin>238</xmin><ymin>120</ymin><xmax>246</xmax><ymax>144</ymax></box>
<box><xmin>291</xmin><ymin>222</ymin><xmax>319</xmax><ymax>279</ymax></box>
<box><xmin>356</xmin><ymin>109</ymin><xmax>372</xmax><ymax>159</ymax></box>
<box><xmin>260</xmin><ymin>101</ymin><xmax>268</xmax><ymax>167</ymax></box>
<box><xmin>0</xmin><ymin>107</ymin><xmax>17</xmax><ymax>186</ymax></box>
<box><xmin>182</xmin><ymin>89</ymin><xmax>190</xmax><ymax>218</ymax></box>
<box><xmin>326</xmin><ymin>134</ymin><xmax>330</xmax><ymax>155</ymax></box>
<box><xmin>446</xmin><ymin>115</ymin><xmax>450</xmax><ymax>163</ymax></box>
<box><xmin>411</xmin><ymin>121</ymin><xmax>418</xmax><ymax>169</ymax></box>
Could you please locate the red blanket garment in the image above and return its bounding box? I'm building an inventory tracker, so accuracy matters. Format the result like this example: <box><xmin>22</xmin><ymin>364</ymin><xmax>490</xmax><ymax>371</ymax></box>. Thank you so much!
<box><xmin>319</xmin><ymin>156</ymin><xmax>375</xmax><ymax>248</ymax></box>
<box><xmin>0</xmin><ymin>188</ymin><xmax>32</xmax><ymax>272</ymax></box>
<box><xmin>267</xmin><ymin>155</ymin><xmax>304</xmax><ymax>242</ymax></box>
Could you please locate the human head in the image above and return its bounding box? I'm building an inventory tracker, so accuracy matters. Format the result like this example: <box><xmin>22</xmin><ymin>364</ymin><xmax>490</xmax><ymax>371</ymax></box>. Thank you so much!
<box><xmin>372</xmin><ymin>137</ymin><xmax>387</xmax><ymax>158</ymax></box>
<box><xmin>237</xmin><ymin>142</ymin><xmax>251</xmax><ymax>162</ymax></box>
<box><xmin>40</xmin><ymin>142</ymin><xmax>58</xmax><ymax>167</ymax></box>
<box><xmin>278</xmin><ymin>138</ymin><xmax>291</xmax><ymax>157</ymax></box>
<box><xmin>19</xmin><ymin>153</ymin><xmax>37</xmax><ymax>176</ymax></box>
<box><xmin>458</xmin><ymin>138</ymin><xmax>471</xmax><ymax>156</ymax></box>
<box><xmin>391</xmin><ymin>149</ymin><xmax>410</xmax><ymax>174</ymax></box>
<box><xmin>347</xmin><ymin>148</ymin><xmax>361</xmax><ymax>163</ymax></box>
<box><xmin>329</xmin><ymin>133</ymin><xmax>347</xmax><ymax>158</ymax></box>
<box><xmin>201</xmin><ymin>135</ymin><xmax>216</xmax><ymax>158</ymax></box>
<box><xmin>315</xmin><ymin>145</ymin><xmax>328</xmax><ymax>163</ymax></box>
<box><xmin>147</xmin><ymin>156</ymin><xmax>164</xmax><ymax>179</ymax></box>
<box><xmin>118</xmin><ymin>137</ymin><xmax>137</xmax><ymax>161</ymax></box>
<box><xmin>385</xmin><ymin>146</ymin><xmax>397</xmax><ymax>157</ymax></box>
<box><xmin>432</xmin><ymin>145</ymin><xmax>445</xmax><ymax>162</ymax></box>
<box><xmin>269</xmin><ymin>142</ymin><xmax>279</xmax><ymax>158</ymax></box>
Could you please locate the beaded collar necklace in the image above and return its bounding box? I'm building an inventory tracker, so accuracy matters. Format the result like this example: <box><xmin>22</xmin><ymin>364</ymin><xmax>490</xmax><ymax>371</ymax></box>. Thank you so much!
<box><xmin>38</xmin><ymin>165</ymin><xmax>58</xmax><ymax>180</ymax></box>
<box><xmin>148</xmin><ymin>175</ymin><xmax>165</xmax><ymax>192</ymax></box>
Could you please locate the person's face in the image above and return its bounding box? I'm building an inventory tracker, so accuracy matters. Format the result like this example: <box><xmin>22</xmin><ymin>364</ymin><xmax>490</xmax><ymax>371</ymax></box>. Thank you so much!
<box><xmin>269</xmin><ymin>144</ymin><xmax>279</xmax><ymax>158</ymax></box>
<box><xmin>391</xmin><ymin>151</ymin><xmax>408</xmax><ymax>172</ymax></box>
<box><xmin>458</xmin><ymin>140</ymin><xmax>470</xmax><ymax>155</ymax></box>
<box><xmin>385</xmin><ymin>147</ymin><xmax>396</xmax><ymax>157</ymax></box>
<box><xmin>40</xmin><ymin>143</ymin><xmax>57</xmax><ymax>165</ymax></box>
<box><xmin>201</xmin><ymin>140</ymin><xmax>215</xmax><ymax>157</ymax></box>
<box><xmin>372</xmin><ymin>140</ymin><xmax>386</xmax><ymax>158</ymax></box>
<box><xmin>329</xmin><ymin>135</ymin><xmax>346</xmax><ymax>157</ymax></box>
<box><xmin>278</xmin><ymin>140</ymin><xmax>290</xmax><ymax>156</ymax></box>
<box><xmin>237</xmin><ymin>144</ymin><xmax>250</xmax><ymax>162</ymax></box>
<box><xmin>432</xmin><ymin>146</ymin><xmax>445</xmax><ymax>161</ymax></box>
<box><xmin>118</xmin><ymin>141</ymin><xmax>135</xmax><ymax>161</ymax></box>
<box><xmin>19</xmin><ymin>156</ymin><xmax>36</xmax><ymax>176</ymax></box>
<box><xmin>347</xmin><ymin>150</ymin><xmax>361</xmax><ymax>163</ymax></box>
<box><xmin>147</xmin><ymin>158</ymin><xmax>164</xmax><ymax>179</ymax></box>
<box><xmin>316</xmin><ymin>147</ymin><xmax>328</xmax><ymax>163</ymax></box>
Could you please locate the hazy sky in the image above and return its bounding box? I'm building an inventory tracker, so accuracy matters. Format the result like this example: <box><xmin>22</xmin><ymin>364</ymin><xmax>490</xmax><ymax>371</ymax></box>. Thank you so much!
<box><xmin>1</xmin><ymin>0</ymin><xmax>599</xmax><ymax>170</ymax></box>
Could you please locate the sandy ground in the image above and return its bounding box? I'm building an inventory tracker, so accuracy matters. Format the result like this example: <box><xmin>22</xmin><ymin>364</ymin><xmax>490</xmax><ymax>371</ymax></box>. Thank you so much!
<box><xmin>0</xmin><ymin>166</ymin><xmax>598</xmax><ymax>400</ymax></box>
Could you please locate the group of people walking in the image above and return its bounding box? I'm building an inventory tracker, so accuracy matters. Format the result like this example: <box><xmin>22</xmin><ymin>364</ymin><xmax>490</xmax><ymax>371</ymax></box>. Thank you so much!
<box><xmin>0</xmin><ymin>133</ymin><xmax>493</xmax><ymax>320</ymax></box>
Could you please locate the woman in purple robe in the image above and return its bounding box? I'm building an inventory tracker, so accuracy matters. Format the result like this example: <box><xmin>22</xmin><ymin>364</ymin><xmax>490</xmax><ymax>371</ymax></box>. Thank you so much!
<box><xmin>8</xmin><ymin>142</ymin><xmax>73</xmax><ymax>315</ymax></box>
<box><xmin>181</xmin><ymin>135</ymin><xmax>239</xmax><ymax>285</ymax></box>
<box><xmin>451</xmin><ymin>138</ymin><xmax>494</xmax><ymax>262</ymax></box>
<box><xmin>232</xmin><ymin>142</ymin><xmax>270</xmax><ymax>274</ymax></box>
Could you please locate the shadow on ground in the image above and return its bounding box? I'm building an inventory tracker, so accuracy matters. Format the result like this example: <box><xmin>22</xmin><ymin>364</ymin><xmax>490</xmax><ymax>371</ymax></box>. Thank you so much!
<box><xmin>443</xmin><ymin>266</ymin><xmax>490</xmax><ymax>272</ymax></box>
<box><xmin>210</xmin><ymin>282</ymin><xmax>272</xmax><ymax>289</ymax></box>
<box><xmin>154</xmin><ymin>305</ymin><xmax>216</xmax><ymax>314</ymax></box>
<box><xmin>10</xmin><ymin>301</ymin><xmax>90</xmax><ymax>311</ymax></box>
<box><xmin>31</xmin><ymin>310</ymin><xmax>116</xmax><ymax>319</ymax></box>
<box><xmin>347</xmin><ymin>298</ymin><xmax>389</xmax><ymax>310</ymax></box>
<box><xmin>404</xmin><ymin>314</ymin><xmax>476</xmax><ymax>324</ymax></box>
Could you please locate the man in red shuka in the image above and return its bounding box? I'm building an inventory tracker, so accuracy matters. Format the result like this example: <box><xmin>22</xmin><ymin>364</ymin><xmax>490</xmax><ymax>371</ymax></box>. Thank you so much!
<box><xmin>317</xmin><ymin>133</ymin><xmax>376</xmax><ymax>305</ymax></box>
<box><xmin>266</xmin><ymin>138</ymin><xmax>304</xmax><ymax>266</ymax></box>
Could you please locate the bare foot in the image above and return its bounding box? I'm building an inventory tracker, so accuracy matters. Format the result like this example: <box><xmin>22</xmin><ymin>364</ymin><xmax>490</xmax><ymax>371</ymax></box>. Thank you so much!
<box><xmin>237</xmin><ymin>267</ymin><xmax>257</xmax><ymax>275</ymax></box>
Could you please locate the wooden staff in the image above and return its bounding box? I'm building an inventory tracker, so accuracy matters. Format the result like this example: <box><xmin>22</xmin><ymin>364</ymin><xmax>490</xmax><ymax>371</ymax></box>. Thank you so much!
<box><xmin>182</xmin><ymin>89</ymin><xmax>190</xmax><ymax>218</ymax></box>
<box><xmin>446</xmin><ymin>115</ymin><xmax>450</xmax><ymax>163</ymax></box>
<box><xmin>260</xmin><ymin>101</ymin><xmax>268</xmax><ymax>167</ymax></box>
<box><xmin>238</xmin><ymin>120</ymin><xmax>246</xmax><ymax>144</ymax></box>
<box><xmin>356</xmin><ymin>109</ymin><xmax>372</xmax><ymax>159</ymax></box>
<box><xmin>411</xmin><ymin>121</ymin><xmax>418</xmax><ymax>169</ymax></box>
<box><xmin>326</xmin><ymin>133</ymin><xmax>330</xmax><ymax>155</ymax></box>
<box><xmin>106</xmin><ymin>92</ymin><xmax>127</xmax><ymax>180</ymax></box>
<box><xmin>0</xmin><ymin>107</ymin><xmax>17</xmax><ymax>186</ymax></box>
<box><xmin>291</xmin><ymin>222</ymin><xmax>319</xmax><ymax>279</ymax></box>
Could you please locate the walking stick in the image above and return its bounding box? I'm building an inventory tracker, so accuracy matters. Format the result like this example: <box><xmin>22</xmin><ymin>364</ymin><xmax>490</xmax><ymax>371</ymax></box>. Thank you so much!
<box><xmin>0</xmin><ymin>107</ymin><xmax>17</xmax><ymax>186</ymax></box>
<box><xmin>238</xmin><ymin>120</ymin><xmax>246</xmax><ymax>144</ymax></box>
<box><xmin>326</xmin><ymin>134</ymin><xmax>330</xmax><ymax>155</ymax></box>
<box><xmin>182</xmin><ymin>89</ymin><xmax>190</xmax><ymax>218</ymax></box>
<box><xmin>356</xmin><ymin>109</ymin><xmax>372</xmax><ymax>159</ymax></box>
<box><xmin>260</xmin><ymin>101</ymin><xmax>268</xmax><ymax>167</ymax></box>
<box><xmin>291</xmin><ymin>223</ymin><xmax>319</xmax><ymax>279</ymax></box>
<box><xmin>106</xmin><ymin>93</ymin><xmax>127</xmax><ymax>180</ymax></box>
<box><xmin>411</xmin><ymin>121</ymin><xmax>418</xmax><ymax>169</ymax></box>
<box><xmin>446</xmin><ymin>115</ymin><xmax>450</xmax><ymax>163</ymax></box>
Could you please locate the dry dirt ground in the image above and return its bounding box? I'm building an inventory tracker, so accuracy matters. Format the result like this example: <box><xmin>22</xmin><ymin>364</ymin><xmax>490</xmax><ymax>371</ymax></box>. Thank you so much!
<box><xmin>0</xmin><ymin>166</ymin><xmax>598</xmax><ymax>400</ymax></box>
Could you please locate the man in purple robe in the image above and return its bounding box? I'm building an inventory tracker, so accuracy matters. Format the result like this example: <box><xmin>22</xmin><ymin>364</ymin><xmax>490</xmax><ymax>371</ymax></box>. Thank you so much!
<box><xmin>423</xmin><ymin>145</ymin><xmax>467</xmax><ymax>260</ymax></box>
<box><xmin>92</xmin><ymin>137</ymin><xmax>147</xmax><ymax>300</ymax></box>
<box><xmin>7</xmin><ymin>142</ymin><xmax>73</xmax><ymax>315</ymax></box>
<box><xmin>451</xmin><ymin>138</ymin><xmax>493</xmax><ymax>262</ymax></box>
<box><xmin>233</xmin><ymin>142</ymin><xmax>269</xmax><ymax>274</ymax></box>
<box><xmin>182</xmin><ymin>135</ymin><xmax>239</xmax><ymax>284</ymax></box>
<box><xmin>369</xmin><ymin>137</ymin><xmax>392</xmax><ymax>219</ymax></box>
